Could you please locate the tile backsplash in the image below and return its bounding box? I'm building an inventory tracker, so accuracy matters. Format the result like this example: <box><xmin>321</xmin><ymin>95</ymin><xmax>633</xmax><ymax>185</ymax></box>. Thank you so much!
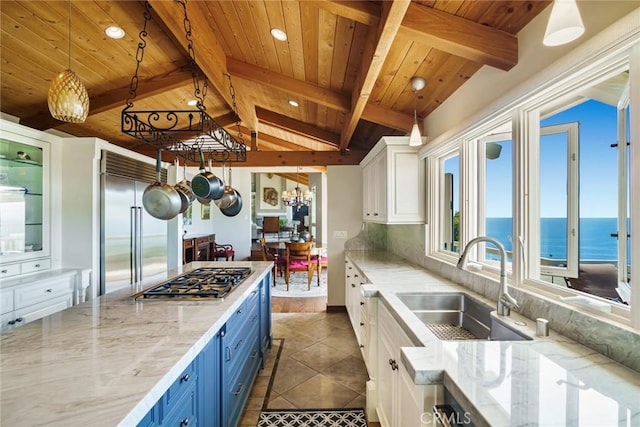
<box><xmin>350</xmin><ymin>222</ymin><xmax>640</xmax><ymax>373</ymax></box>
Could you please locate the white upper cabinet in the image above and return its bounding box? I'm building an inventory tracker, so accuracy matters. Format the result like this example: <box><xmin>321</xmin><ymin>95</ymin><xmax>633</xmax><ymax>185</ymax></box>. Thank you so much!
<box><xmin>0</xmin><ymin>122</ymin><xmax>52</xmax><ymax>276</ymax></box>
<box><xmin>360</xmin><ymin>137</ymin><xmax>425</xmax><ymax>224</ymax></box>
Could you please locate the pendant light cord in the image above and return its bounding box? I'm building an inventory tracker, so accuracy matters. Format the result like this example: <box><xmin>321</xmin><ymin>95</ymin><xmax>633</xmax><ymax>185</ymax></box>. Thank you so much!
<box><xmin>68</xmin><ymin>0</ymin><xmax>72</xmax><ymax>70</ymax></box>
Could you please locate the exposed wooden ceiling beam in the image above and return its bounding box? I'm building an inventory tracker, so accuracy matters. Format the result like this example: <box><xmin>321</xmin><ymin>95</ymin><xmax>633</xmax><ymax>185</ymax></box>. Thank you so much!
<box><xmin>138</xmin><ymin>147</ymin><xmax>366</xmax><ymax>166</ymax></box>
<box><xmin>323</xmin><ymin>1</ymin><xmax>518</xmax><ymax>72</ymax></box>
<box><xmin>234</xmin><ymin>126</ymin><xmax>308</xmax><ymax>152</ymax></box>
<box><xmin>312</xmin><ymin>1</ymin><xmax>380</xmax><ymax>26</ymax></box>
<box><xmin>256</xmin><ymin>107</ymin><xmax>340</xmax><ymax>147</ymax></box>
<box><xmin>339</xmin><ymin>0</ymin><xmax>410</xmax><ymax>150</ymax></box>
<box><xmin>362</xmin><ymin>103</ymin><xmax>413</xmax><ymax>132</ymax></box>
<box><xmin>400</xmin><ymin>3</ymin><xmax>518</xmax><ymax>71</ymax></box>
<box><xmin>228</xmin><ymin>58</ymin><xmax>414</xmax><ymax>132</ymax></box>
<box><xmin>228</xmin><ymin>58</ymin><xmax>349</xmax><ymax>112</ymax></box>
<box><xmin>148</xmin><ymin>0</ymin><xmax>258</xmax><ymax>130</ymax></box>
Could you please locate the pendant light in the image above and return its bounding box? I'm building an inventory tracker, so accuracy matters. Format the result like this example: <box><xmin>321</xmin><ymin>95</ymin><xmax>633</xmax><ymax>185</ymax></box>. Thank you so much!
<box><xmin>409</xmin><ymin>76</ymin><xmax>426</xmax><ymax>147</ymax></box>
<box><xmin>47</xmin><ymin>0</ymin><xmax>89</xmax><ymax>123</ymax></box>
<box><xmin>543</xmin><ymin>0</ymin><xmax>585</xmax><ymax>46</ymax></box>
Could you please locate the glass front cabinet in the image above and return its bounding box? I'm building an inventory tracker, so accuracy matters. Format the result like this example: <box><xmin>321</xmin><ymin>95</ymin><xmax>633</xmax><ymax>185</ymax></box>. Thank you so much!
<box><xmin>0</xmin><ymin>132</ymin><xmax>50</xmax><ymax>275</ymax></box>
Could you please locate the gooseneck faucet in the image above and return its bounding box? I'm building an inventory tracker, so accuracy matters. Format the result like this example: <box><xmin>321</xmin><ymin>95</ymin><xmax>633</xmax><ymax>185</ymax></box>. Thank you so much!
<box><xmin>457</xmin><ymin>236</ymin><xmax>519</xmax><ymax>316</ymax></box>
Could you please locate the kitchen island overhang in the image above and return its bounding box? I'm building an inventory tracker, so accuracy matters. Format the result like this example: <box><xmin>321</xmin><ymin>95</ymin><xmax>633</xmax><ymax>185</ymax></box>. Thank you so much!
<box><xmin>0</xmin><ymin>261</ymin><xmax>273</xmax><ymax>426</ymax></box>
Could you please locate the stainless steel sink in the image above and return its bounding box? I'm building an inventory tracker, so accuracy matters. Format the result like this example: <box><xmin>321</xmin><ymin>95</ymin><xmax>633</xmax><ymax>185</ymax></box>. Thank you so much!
<box><xmin>397</xmin><ymin>292</ymin><xmax>531</xmax><ymax>341</ymax></box>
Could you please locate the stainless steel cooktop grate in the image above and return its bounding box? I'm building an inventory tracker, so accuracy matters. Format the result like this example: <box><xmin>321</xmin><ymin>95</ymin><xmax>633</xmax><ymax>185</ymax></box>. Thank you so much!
<box><xmin>426</xmin><ymin>324</ymin><xmax>477</xmax><ymax>340</ymax></box>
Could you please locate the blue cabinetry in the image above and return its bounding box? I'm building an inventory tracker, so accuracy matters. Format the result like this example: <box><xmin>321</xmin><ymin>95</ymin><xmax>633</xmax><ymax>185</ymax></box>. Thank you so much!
<box><xmin>259</xmin><ymin>273</ymin><xmax>272</xmax><ymax>361</ymax></box>
<box><xmin>137</xmin><ymin>276</ymin><xmax>271</xmax><ymax>427</ymax></box>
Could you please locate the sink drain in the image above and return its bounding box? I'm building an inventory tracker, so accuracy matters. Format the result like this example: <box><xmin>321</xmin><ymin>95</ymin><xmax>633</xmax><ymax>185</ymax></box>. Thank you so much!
<box><xmin>426</xmin><ymin>324</ymin><xmax>476</xmax><ymax>340</ymax></box>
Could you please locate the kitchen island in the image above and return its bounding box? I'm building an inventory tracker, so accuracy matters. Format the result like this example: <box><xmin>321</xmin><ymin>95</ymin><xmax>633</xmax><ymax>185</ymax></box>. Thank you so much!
<box><xmin>346</xmin><ymin>250</ymin><xmax>640</xmax><ymax>426</ymax></box>
<box><xmin>0</xmin><ymin>261</ymin><xmax>273</xmax><ymax>426</ymax></box>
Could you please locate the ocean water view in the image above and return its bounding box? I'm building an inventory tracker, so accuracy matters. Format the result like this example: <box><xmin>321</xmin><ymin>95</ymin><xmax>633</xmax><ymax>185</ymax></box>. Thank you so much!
<box><xmin>486</xmin><ymin>217</ymin><xmax>628</xmax><ymax>261</ymax></box>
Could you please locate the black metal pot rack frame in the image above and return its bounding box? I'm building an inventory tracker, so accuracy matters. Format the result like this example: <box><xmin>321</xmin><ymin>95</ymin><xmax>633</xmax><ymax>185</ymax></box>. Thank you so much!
<box><xmin>121</xmin><ymin>0</ymin><xmax>247</xmax><ymax>164</ymax></box>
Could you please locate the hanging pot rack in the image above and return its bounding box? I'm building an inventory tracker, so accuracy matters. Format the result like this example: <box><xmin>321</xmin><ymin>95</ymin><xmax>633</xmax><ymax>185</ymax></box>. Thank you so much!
<box><xmin>121</xmin><ymin>0</ymin><xmax>246</xmax><ymax>163</ymax></box>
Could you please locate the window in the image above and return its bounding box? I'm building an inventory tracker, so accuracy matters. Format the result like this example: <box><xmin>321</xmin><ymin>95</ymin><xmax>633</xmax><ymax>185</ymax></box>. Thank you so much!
<box><xmin>424</xmin><ymin>43</ymin><xmax>638</xmax><ymax>322</ymax></box>
<box><xmin>479</xmin><ymin>130</ymin><xmax>513</xmax><ymax>265</ymax></box>
<box><xmin>441</xmin><ymin>153</ymin><xmax>460</xmax><ymax>253</ymax></box>
<box><xmin>527</xmin><ymin>70</ymin><xmax>631</xmax><ymax>305</ymax></box>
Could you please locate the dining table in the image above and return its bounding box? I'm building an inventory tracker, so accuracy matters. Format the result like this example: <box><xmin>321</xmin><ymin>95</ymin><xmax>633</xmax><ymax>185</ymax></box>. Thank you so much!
<box><xmin>265</xmin><ymin>241</ymin><xmax>325</xmax><ymax>287</ymax></box>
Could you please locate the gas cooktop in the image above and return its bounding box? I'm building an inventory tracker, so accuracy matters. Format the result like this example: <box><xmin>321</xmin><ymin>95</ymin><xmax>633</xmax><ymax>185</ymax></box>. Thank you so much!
<box><xmin>132</xmin><ymin>267</ymin><xmax>252</xmax><ymax>300</ymax></box>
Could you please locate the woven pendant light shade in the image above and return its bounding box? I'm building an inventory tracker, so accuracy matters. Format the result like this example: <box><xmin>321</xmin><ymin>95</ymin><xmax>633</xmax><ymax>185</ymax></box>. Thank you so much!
<box><xmin>47</xmin><ymin>69</ymin><xmax>90</xmax><ymax>123</ymax></box>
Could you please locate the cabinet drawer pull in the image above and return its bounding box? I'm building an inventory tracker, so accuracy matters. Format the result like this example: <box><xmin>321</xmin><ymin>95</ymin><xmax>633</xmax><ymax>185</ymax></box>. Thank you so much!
<box><xmin>8</xmin><ymin>320</ymin><xmax>15</xmax><ymax>325</ymax></box>
<box><xmin>360</xmin><ymin>322</ymin><xmax>364</xmax><ymax>326</ymax></box>
<box><xmin>251</xmin><ymin>315</ymin><xmax>258</xmax><ymax>323</ymax></box>
<box><xmin>15</xmin><ymin>317</ymin><xmax>23</xmax><ymax>323</ymax></box>
<box><xmin>233</xmin><ymin>383</ymin><xmax>244</xmax><ymax>396</ymax></box>
<box><xmin>251</xmin><ymin>349</ymin><xmax>259</xmax><ymax>359</ymax></box>
<box><xmin>360</xmin><ymin>302</ymin><xmax>365</xmax><ymax>306</ymax></box>
<box><xmin>237</xmin><ymin>308</ymin><xmax>243</xmax><ymax>314</ymax></box>
<box><xmin>234</xmin><ymin>339</ymin><xmax>243</xmax><ymax>350</ymax></box>
<box><xmin>351</xmin><ymin>283</ymin><xmax>355</xmax><ymax>288</ymax></box>
<box><xmin>180</xmin><ymin>374</ymin><xmax>190</xmax><ymax>383</ymax></box>
<box><xmin>354</xmin><ymin>274</ymin><xmax>358</xmax><ymax>278</ymax></box>
<box><xmin>180</xmin><ymin>418</ymin><xmax>190</xmax><ymax>426</ymax></box>
<box><xmin>1</xmin><ymin>269</ymin><xmax>7</xmax><ymax>274</ymax></box>
<box><xmin>46</xmin><ymin>288</ymin><xmax>53</xmax><ymax>293</ymax></box>
<box><xmin>35</xmin><ymin>264</ymin><xmax>40</xmax><ymax>268</ymax></box>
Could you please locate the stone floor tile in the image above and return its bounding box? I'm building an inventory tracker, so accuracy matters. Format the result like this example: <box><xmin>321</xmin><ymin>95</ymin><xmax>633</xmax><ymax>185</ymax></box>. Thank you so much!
<box><xmin>281</xmin><ymin>374</ymin><xmax>359</xmax><ymax>409</ymax></box>
<box><xmin>270</xmin><ymin>356</ymin><xmax>318</xmax><ymax>395</ymax></box>
<box><xmin>321</xmin><ymin>354</ymin><xmax>369</xmax><ymax>394</ymax></box>
<box><xmin>289</xmin><ymin>341</ymin><xmax>351</xmax><ymax>372</ymax></box>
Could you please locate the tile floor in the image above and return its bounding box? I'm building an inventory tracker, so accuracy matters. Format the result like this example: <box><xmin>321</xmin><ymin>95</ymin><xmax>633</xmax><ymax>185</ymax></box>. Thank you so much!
<box><xmin>239</xmin><ymin>311</ymin><xmax>374</xmax><ymax>426</ymax></box>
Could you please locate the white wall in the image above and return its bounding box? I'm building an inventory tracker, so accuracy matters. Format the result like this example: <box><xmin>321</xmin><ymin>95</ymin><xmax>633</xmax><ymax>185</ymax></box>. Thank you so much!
<box><xmin>424</xmin><ymin>1</ymin><xmax>639</xmax><ymax>142</ymax></box>
<box><xmin>327</xmin><ymin>165</ymin><xmax>363</xmax><ymax>307</ymax></box>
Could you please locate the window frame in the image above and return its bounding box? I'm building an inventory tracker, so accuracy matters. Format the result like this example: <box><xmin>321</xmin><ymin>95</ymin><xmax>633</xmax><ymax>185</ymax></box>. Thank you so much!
<box><xmin>422</xmin><ymin>43</ymin><xmax>639</xmax><ymax>326</ymax></box>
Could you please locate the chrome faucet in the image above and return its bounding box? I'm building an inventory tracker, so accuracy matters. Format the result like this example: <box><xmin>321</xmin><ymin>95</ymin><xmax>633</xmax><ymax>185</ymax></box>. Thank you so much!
<box><xmin>457</xmin><ymin>236</ymin><xmax>519</xmax><ymax>316</ymax></box>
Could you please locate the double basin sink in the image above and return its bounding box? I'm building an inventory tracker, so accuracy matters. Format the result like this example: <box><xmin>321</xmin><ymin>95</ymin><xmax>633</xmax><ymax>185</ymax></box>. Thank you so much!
<box><xmin>397</xmin><ymin>292</ymin><xmax>532</xmax><ymax>341</ymax></box>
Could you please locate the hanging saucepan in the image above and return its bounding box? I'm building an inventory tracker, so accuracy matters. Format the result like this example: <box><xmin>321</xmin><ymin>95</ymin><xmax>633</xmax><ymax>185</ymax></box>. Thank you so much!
<box><xmin>174</xmin><ymin>158</ymin><xmax>195</xmax><ymax>214</ymax></box>
<box><xmin>220</xmin><ymin>191</ymin><xmax>243</xmax><ymax>217</ymax></box>
<box><xmin>142</xmin><ymin>151</ymin><xmax>182</xmax><ymax>220</ymax></box>
<box><xmin>214</xmin><ymin>164</ymin><xmax>238</xmax><ymax>210</ymax></box>
<box><xmin>191</xmin><ymin>150</ymin><xmax>224</xmax><ymax>201</ymax></box>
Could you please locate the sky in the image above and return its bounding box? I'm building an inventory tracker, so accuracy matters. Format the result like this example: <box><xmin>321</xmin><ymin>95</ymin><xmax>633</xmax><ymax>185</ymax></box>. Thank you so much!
<box><xmin>445</xmin><ymin>98</ymin><xmax>626</xmax><ymax>219</ymax></box>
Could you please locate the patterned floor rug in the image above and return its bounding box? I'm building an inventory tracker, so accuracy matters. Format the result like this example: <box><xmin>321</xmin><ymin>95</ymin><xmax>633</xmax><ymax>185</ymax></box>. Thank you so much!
<box><xmin>257</xmin><ymin>409</ymin><xmax>367</xmax><ymax>427</ymax></box>
<box><xmin>271</xmin><ymin>270</ymin><xmax>327</xmax><ymax>298</ymax></box>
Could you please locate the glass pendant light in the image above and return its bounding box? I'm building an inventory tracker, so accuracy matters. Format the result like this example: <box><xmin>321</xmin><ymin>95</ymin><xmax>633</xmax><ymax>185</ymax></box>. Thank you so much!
<box><xmin>543</xmin><ymin>0</ymin><xmax>585</xmax><ymax>46</ymax></box>
<box><xmin>409</xmin><ymin>76</ymin><xmax>426</xmax><ymax>147</ymax></box>
<box><xmin>47</xmin><ymin>0</ymin><xmax>89</xmax><ymax>123</ymax></box>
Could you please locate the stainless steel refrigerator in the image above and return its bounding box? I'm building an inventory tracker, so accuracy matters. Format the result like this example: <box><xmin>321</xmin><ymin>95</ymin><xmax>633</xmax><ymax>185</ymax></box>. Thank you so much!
<box><xmin>100</xmin><ymin>151</ymin><xmax>168</xmax><ymax>295</ymax></box>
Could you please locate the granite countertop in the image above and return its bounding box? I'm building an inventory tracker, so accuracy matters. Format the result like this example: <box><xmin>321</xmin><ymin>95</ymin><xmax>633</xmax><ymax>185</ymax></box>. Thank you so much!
<box><xmin>346</xmin><ymin>250</ymin><xmax>640</xmax><ymax>426</ymax></box>
<box><xmin>0</xmin><ymin>261</ymin><xmax>272</xmax><ymax>427</ymax></box>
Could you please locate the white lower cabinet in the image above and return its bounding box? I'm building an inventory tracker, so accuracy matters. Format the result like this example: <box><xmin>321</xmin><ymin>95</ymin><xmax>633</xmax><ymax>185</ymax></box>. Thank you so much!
<box><xmin>345</xmin><ymin>259</ymin><xmax>365</xmax><ymax>345</ymax></box>
<box><xmin>376</xmin><ymin>301</ymin><xmax>413</xmax><ymax>427</ymax></box>
<box><xmin>1</xmin><ymin>271</ymin><xmax>77</xmax><ymax>331</ymax></box>
<box><xmin>376</xmin><ymin>300</ymin><xmax>443</xmax><ymax>427</ymax></box>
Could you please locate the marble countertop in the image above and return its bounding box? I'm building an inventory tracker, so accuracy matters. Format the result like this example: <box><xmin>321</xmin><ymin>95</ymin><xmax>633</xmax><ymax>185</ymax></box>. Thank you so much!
<box><xmin>0</xmin><ymin>261</ymin><xmax>272</xmax><ymax>427</ymax></box>
<box><xmin>346</xmin><ymin>250</ymin><xmax>640</xmax><ymax>426</ymax></box>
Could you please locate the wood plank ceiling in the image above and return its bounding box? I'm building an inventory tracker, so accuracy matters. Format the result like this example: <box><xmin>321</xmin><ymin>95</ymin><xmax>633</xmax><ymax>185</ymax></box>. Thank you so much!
<box><xmin>0</xmin><ymin>0</ymin><xmax>550</xmax><ymax>167</ymax></box>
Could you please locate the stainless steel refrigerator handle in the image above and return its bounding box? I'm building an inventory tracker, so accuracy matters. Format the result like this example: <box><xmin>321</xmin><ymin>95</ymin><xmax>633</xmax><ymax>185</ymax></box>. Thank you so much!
<box><xmin>130</xmin><ymin>207</ymin><xmax>136</xmax><ymax>284</ymax></box>
<box><xmin>137</xmin><ymin>207</ymin><xmax>143</xmax><ymax>282</ymax></box>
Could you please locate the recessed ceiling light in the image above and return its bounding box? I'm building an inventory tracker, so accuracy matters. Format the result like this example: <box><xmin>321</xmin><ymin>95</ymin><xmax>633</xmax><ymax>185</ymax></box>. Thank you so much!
<box><xmin>105</xmin><ymin>26</ymin><xmax>125</xmax><ymax>39</ymax></box>
<box><xmin>270</xmin><ymin>28</ymin><xmax>287</xmax><ymax>41</ymax></box>
<box><xmin>288</xmin><ymin>100</ymin><xmax>299</xmax><ymax>107</ymax></box>
<box><xmin>187</xmin><ymin>100</ymin><xmax>198</xmax><ymax>106</ymax></box>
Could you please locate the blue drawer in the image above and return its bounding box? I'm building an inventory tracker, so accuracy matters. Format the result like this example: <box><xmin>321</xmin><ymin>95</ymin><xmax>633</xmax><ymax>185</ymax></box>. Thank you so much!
<box><xmin>225</xmin><ymin>334</ymin><xmax>260</xmax><ymax>426</ymax></box>
<box><xmin>223</xmin><ymin>307</ymin><xmax>259</xmax><ymax>378</ymax></box>
<box><xmin>162</xmin><ymin>380</ymin><xmax>197</xmax><ymax>427</ymax></box>
<box><xmin>164</xmin><ymin>360</ymin><xmax>198</xmax><ymax>413</ymax></box>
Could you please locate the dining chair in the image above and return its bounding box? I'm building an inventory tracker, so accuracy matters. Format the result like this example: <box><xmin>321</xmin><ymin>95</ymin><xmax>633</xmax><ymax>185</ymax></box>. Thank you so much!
<box><xmin>259</xmin><ymin>237</ymin><xmax>283</xmax><ymax>286</ymax></box>
<box><xmin>262</xmin><ymin>216</ymin><xmax>281</xmax><ymax>241</ymax></box>
<box><xmin>283</xmin><ymin>241</ymin><xmax>318</xmax><ymax>291</ymax></box>
<box><xmin>213</xmin><ymin>242</ymin><xmax>235</xmax><ymax>261</ymax></box>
